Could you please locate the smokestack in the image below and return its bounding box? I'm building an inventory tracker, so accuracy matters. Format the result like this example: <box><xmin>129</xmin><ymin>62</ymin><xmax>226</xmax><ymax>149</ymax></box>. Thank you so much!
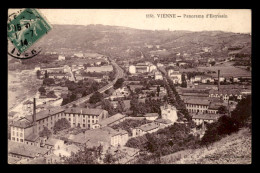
<box><xmin>218</xmin><ymin>70</ymin><xmax>220</xmax><ymax>91</ymax></box>
<box><xmin>33</xmin><ymin>98</ymin><xmax>37</xmax><ymax>134</ymax></box>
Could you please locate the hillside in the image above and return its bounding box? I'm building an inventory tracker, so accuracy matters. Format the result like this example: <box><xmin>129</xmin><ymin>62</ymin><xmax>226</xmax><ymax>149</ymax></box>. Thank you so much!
<box><xmin>160</xmin><ymin>127</ymin><xmax>251</xmax><ymax>164</ymax></box>
<box><xmin>32</xmin><ymin>24</ymin><xmax>251</xmax><ymax>58</ymax></box>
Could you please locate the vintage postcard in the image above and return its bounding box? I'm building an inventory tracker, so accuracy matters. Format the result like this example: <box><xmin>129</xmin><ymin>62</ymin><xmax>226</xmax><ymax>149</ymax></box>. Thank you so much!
<box><xmin>8</xmin><ymin>9</ymin><xmax>251</xmax><ymax>164</ymax></box>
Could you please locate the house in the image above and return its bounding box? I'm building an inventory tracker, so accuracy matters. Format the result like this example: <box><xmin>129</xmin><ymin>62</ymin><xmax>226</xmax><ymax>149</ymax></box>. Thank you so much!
<box><xmin>143</xmin><ymin>113</ymin><xmax>159</xmax><ymax>121</ymax></box>
<box><xmin>192</xmin><ymin>113</ymin><xmax>223</xmax><ymax>125</ymax></box>
<box><xmin>154</xmin><ymin>118</ymin><xmax>173</xmax><ymax>128</ymax></box>
<box><xmin>64</xmin><ymin>107</ymin><xmax>109</xmax><ymax>129</ymax></box>
<box><xmin>209</xmin><ymin>89</ymin><xmax>242</xmax><ymax>101</ymax></box>
<box><xmin>44</xmin><ymin>138</ymin><xmax>64</xmax><ymax>150</ymax></box>
<box><xmin>132</xmin><ymin>122</ymin><xmax>160</xmax><ymax>137</ymax></box>
<box><xmin>70</xmin><ymin>126</ymin><xmax>129</xmax><ymax>149</ymax></box>
<box><xmin>8</xmin><ymin>140</ymin><xmax>51</xmax><ymax>161</ymax></box>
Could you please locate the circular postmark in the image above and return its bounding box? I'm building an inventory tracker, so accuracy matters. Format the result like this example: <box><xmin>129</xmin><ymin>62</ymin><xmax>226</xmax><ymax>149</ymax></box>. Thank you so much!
<box><xmin>8</xmin><ymin>39</ymin><xmax>42</xmax><ymax>59</ymax></box>
<box><xmin>7</xmin><ymin>9</ymin><xmax>51</xmax><ymax>59</ymax></box>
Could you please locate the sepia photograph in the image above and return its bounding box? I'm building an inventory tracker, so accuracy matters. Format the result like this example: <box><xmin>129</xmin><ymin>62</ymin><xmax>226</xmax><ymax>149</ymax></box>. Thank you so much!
<box><xmin>7</xmin><ymin>9</ymin><xmax>252</xmax><ymax>164</ymax></box>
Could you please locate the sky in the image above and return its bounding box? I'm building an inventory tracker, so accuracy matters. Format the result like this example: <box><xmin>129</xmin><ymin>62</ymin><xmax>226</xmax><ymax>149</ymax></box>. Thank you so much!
<box><xmin>9</xmin><ymin>9</ymin><xmax>251</xmax><ymax>34</ymax></box>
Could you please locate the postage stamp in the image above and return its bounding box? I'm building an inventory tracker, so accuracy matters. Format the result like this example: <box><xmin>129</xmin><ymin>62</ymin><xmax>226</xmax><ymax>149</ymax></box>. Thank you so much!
<box><xmin>8</xmin><ymin>8</ymin><xmax>52</xmax><ymax>58</ymax></box>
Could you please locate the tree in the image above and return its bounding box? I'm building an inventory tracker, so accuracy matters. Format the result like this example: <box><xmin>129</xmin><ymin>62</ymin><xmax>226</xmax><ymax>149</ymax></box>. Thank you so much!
<box><xmin>217</xmin><ymin>105</ymin><xmax>228</xmax><ymax>114</ymax></box>
<box><xmin>43</xmin><ymin>78</ymin><xmax>55</xmax><ymax>86</ymax></box>
<box><xmin>180</xmin><ymin>74</ymin><xmax>187</xmax><ymax>88</ymax></box>
<box><xmin>103</xmin><ymin>153</ymin><xmax>117</xmax><ymax>164</ymax></box>
<box><xmin>231</xmin><ymin>95</ymin><xmax>251</xmax><ymax>127</ymax></box>
<box><xmin>113</xmin><ymin>78</ymin><xmax>124</xmax><ymax>89</ymax></box>
<box><xmin>157</xmin><ymin>86</ymin><xmax>160</xmax><ymax>96</ymax></box>
<box><xmin>89</xmin><ymin>92</ymin><xmax>103</xmax><ymax>104</ymax></box>
<box><xmin>44</xmin><ymin>70</ymin><xmax>49</xmax><ymax>78</ymax></box>
<box><xmin>39</xmin><ymin>126</ymin><xmax>52</xmax><ymax>138</ymax></box>
<box><xmin>210</xmin><ymin>61</ymin><xmax>216</xmax><ymax>66</ymax></box>
<box><xmin>64</xmin><ymin>146</ymin><xmax>102</xmax><ymax>164</ymax></box>
<box><xmin>38</xmin><ymin>86</ymin><xmax>46</xmax><ymax>95</ymax></box>
<box><xmin>46</xmin><ymin>90</ymin><xmax>57</xmax><ymax>98</ymax></box>
<box><xmin>53</xmin><ymin>118</ymin><xmax>71</xmax><ymax>133</ymax></box>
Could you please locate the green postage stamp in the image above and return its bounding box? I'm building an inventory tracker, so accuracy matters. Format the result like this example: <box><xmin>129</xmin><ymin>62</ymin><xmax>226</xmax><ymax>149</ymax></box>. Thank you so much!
<box><xmin>8</xmin><ymin>8</ymin><xmax>52</xmax><ymax>53</ymax></box>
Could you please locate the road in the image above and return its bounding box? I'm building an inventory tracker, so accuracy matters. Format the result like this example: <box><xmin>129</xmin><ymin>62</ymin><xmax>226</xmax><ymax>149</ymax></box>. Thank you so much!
<box><xmin>62</xmin><ymin>59</ymin><xmax>124</xmax><ymax>108</ymax></box>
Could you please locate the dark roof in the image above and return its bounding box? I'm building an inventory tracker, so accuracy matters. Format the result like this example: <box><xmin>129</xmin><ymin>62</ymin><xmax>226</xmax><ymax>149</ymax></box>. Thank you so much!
<box><xmin>184</xmin><ymin>99</ymin><xmax>210</xmax><ymax>106</ymax></box>
<box><xmin>10</xmin><ymin>117</ymin><xmax>33</xmax><ymax>128</ymax></box>
<box><xmin>155</xmin><ymin>119</ymin><xmax>173</xmax><ymax>124</ymax></box>
<box><xmin>25</xmin><ymin>107</ymin><xmax>65</xmax><ymax>122</ymax></box>
<box><xmin>8</xmin><ymin>140</ymin><xmax>49</xmax><ymax>158</ymax></box>
<box><xmin>25</xmin><ymin>133</ymin><xmax>39</xmax><ymax>142</ymax></box>
<box><xmin>144</xmin><ymin>113</ymin><xmax>159</xmax><ymax>117</ymax></box>
<box><xmin>64</xmin><ymin>107</ymin><xmax>105</xmax><ymax>116</ymax></box>
<box><xmin>45</xmin><ymin>138</ymin><xmax>63</xmax><ymax>146</ymax></box>
<box><xmin>98</xmin><ymin>113</ymin><xmax>126</xmax><ymax>127</ymax></box>
<box><xmin>192</xmin><ymin>114</ymin><xmax>223</xmax><ymax>120</ymax></box>
<box><xmin>70</xmin><ymin>126</ymin><xmax>127</xmax><ymax>145</ymax></box>
<box><xmin>137</xmin><ymin>123</ymin><xmax>159</xmax><ymax>132</ymax></box>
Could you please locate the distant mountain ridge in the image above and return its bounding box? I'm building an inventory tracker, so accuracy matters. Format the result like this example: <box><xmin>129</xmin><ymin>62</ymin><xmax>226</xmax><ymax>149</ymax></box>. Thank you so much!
<box><xmin>34</xmin><ymin>24</ymin><xmax>251</xmax><ymax>56</ymax></box>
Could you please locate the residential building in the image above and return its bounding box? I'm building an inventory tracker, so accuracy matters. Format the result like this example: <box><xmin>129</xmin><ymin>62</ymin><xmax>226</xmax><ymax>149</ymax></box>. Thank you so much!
<box><xmin>185</xmin><ymin>99</ymin><xmax>210</xmax><ymax>113</ymax></box>
<box><xmin>192</xmin><ymin>113</ymin><xmax>223</xmax><ymax>125</ymax></box>
<box><xmin>132</xmin><ymin>122</ymin><xmax>160</xmax><ymax>137</ymax></box>
<box><xmin>70</xmin><ymin>126</ymin><xmax>128</xmax><ymax>148</ymax></box>
<box><xmin>92</xmin><ymin>113</ymin><xmax>126</xmax><ymax>129</ymax></box>
<box><xmin>209</xmin><ymin>89</ymin><xmax>242</xmax><ymax>101</ymax></box>
<box><xmin>64</xmin><ymin>107</ymin><xmax>109</xmax><ymax>129</ymax></box>
<box><xmin>143</xmin><ymin>113</ymin><xmax>159</xmax><ymax>121</ymax></box>
<box><xmin>154</xmin><ymin>119</ymin><xmax>173</xmax><ymax>128</ymax></box>
<box><xmin>8</xmin><ymin>140</ymin><xmax>51</xmax><ymax>161</ymax></box>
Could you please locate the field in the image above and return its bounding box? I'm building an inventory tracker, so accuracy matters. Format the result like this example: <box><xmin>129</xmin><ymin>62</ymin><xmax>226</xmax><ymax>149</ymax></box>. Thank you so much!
<box><xmin>160</xmin><ymin>127</ymin><xmax>251</xmax><ymax>164</ymax></box>
<box><xmin>197</xmin><ymin>62</ymin><xmax>251</xmax><ymax>78</ymax></box>
<box><xmin>179</xmin><ymin>62</ymin><xmax>251</xmax><ymax>78</ymax></box>
<box><xmin>8</xmin><ymin>70</ymin><xmax>42</xmax><ymax>112</ymax></box>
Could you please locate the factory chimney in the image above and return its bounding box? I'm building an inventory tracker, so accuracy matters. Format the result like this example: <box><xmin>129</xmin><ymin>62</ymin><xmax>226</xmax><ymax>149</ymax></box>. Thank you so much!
<box><xmin>218</xmin><ymin>70</ymin><xmax>220</xmax><ymax>91</ymax></box>
<box><xmin>32</xmin><ymin>98</ymin><xmax>37</xmax><ymax>134</ymax></box>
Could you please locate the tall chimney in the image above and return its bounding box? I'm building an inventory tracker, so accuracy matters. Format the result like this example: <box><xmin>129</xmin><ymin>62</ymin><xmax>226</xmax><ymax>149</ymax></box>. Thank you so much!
<box><xmin>33</xmin><ymin>98</ymin><xmax>37</xmax><ymax>134</ymax></box>
<box><xmin>218</xmin><ymin>70</ymin><xmax>220</xmax><ymax>91</ymax></box>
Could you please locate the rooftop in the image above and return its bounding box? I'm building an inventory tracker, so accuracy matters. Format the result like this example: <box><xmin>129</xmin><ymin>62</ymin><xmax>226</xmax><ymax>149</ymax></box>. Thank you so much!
<box><xmin>209</xmin><ymin>89</ymin><xmax>241</xmax><ymax>95</ymax></box>
<box><xmin>144</xmin><ymin>113</ymin><xmax>159</xmax><ymax>117</ymax></box>
<box><xmin>64</xmin><ymin>107</ymin><xmax>105</xmax><ymax>116</ymax></box>
<box><xmin>45</xmin><ymin>138</ymin><xmax>63</xmax><ymax>146</ymax></box>
<box><xmin>184</xmin><ymin>99</ymin><xmax>210</xmax><ymax>106</ymax></box>
<box><xmin>26</xmin><ymin>107</ymin><xmax>65</xmax><ymax>122</ymax></box>
<box><xmin>137</xmin><ymin>122</ymin><xmax>159</xmax><ymax>132</ymax></box>
<box><xmin>192</xmin><ymin>114</ymin><xmax>224</xmax><ymax>120</ymax></box>
<box><xmin>8</xmin><ymin>140</ymin><xmax>50</xmax><ymax>158</ymax></box>
<box><xmin>10</xmin><ymin>117</ymin><xmax>33</xmax><ymax>128</ymax></box>
<box><xmin>98</xmin><ymin>113</ymin><xmax>126</xmax><ymax>127</ymax></box>
<box><xmin>25</xmin><ymin>133</ymin><xmax>39</xmax><ymax>142</ymax></box>
<box><xmin>155</xmin><ymin>119</ymin><xmax>173</xmax><ymax>124</ymax></box>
